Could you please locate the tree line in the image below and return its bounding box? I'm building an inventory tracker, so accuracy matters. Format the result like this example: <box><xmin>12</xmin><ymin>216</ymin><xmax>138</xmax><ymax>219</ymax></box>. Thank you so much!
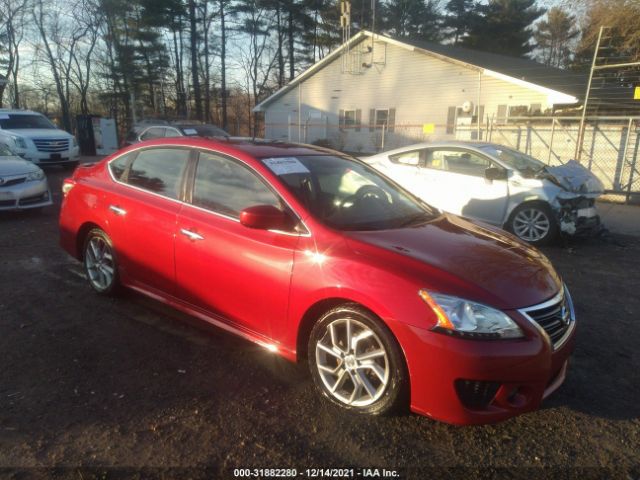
<box><xmin>0</xmin><ymin>0</ymin><xmax>638</xmax><ymax>137</ymax></box>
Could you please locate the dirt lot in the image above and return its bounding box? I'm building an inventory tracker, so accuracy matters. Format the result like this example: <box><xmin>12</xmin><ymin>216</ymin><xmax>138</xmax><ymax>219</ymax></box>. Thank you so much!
<box><xmin>1</xmin><ymin>161</ymin><xmax>639</xmax><ymax>480</ymax></box>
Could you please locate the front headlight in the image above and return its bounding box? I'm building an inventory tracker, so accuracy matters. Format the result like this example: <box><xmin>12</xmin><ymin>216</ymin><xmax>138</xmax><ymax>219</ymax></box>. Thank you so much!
<box><xmin>72</xmin><ymin>137</ymin><xmax>78</xmax><ymax>148</ymax></box>
<box><xmin>419</xmin><ymin>290</ymin><xmax>524</xmax><ymax>339</ymax></box>
<box><xmin>26</xmin><ymin>169</ymin><xmax>45</xmax><ymax>182</ymax></box>
<box><xmin>11</xmin><ymin>135</ymin><xmax>27</xmax><ymax>149</ymax></box>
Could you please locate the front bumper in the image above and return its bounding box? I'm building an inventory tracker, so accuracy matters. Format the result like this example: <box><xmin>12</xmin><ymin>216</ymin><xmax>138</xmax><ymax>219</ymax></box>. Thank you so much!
<box><xmin>397</xmin><ymin>309</ymin><xmax>575</xmax><ymax>425</ymax></box>
<box><xmin>0</xmin><ymin>179</ymin><xmax>53</xmax><ymax>210</ymax></box>
<box><xmin>18</xmin><ymin>147</ymin><xmax>80</xmax><ymax>166</ymax></box>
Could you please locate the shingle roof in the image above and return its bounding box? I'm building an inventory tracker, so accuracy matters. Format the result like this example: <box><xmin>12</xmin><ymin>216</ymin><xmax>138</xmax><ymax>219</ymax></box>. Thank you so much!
<box><xmin>400</xmin><ymin>38</ymin><xmax>587</xmax><ymax>99</ymax></box>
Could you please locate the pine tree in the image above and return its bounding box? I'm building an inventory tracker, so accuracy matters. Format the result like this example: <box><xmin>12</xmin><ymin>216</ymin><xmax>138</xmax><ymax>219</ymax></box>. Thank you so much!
<box><xmin>462</xmin><ymin>0</ymin><xmax>545</xmax><ymax>58</ymax></box>
<box><xmin>443</xmin><ymin>0</ymin><xmax>475</xmax><ymax>45</ymax></box>
<box><xmin>533</xmin><ymin>7</ymin><xmax>579</xmax><ymax>68</ymax></box>
<box><xmin>381</xmin><ymin>0</ymin><xmax>441</xmax><ymax>41</ymax></box>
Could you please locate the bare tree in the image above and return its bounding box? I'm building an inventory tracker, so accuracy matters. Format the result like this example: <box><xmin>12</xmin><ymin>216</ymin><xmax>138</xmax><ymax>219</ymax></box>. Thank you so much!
<box><xmin>0</xmin><ymin>0</ymin><xmax>28</xmax><ymax>108</ymax></box>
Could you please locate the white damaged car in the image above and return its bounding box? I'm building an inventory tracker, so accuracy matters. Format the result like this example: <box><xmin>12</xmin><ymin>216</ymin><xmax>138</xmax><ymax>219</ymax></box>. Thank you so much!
<box><xmin>0</xmin><ymin>143</ymin><xmax>52</xmax><ymax>211</ymax></box>
<box><xmin>363</xmin><ymin>141</ymin><xmax>603</xmax><ymax>245</ymax></box>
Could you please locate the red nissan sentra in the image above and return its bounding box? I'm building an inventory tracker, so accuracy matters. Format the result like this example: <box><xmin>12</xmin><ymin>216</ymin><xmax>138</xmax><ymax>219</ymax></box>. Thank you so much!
<box><xmin>59</xmin><ymin>138</ymin><xmax>576</xmax><ymax>425</ymax></box>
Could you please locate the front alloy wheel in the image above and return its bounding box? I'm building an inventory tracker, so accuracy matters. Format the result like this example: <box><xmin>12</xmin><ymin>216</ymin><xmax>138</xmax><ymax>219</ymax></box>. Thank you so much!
<box><xmin>509</xmin><ymin>203</ymin><xmax>557</xmax><ymax>245</ymax></box>
<box><xmin>308</xmin><ymin>305</ymin><xmax>406</xmax><ymax>415</ymax></box>
<box><xmin>83</xmin><ymin>228</ymin><xmax>119</xmax><ymax>295</ymax></box>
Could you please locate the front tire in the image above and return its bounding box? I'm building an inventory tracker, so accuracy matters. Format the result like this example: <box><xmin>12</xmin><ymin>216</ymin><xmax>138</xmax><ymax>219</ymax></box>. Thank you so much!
<box><xmin>308</xmin><ymin>304</ymin><xmax>407</xmax><ymax>416</ymax></box>
<box><xmin>83</xmin><ymin>228</ymin><xmax>119</xmax><ymax>295</ymax></box>
<box><xmin>508</xmin><ymin>203</ymin><xmax>558</xmax><ymax>246</ymax></box>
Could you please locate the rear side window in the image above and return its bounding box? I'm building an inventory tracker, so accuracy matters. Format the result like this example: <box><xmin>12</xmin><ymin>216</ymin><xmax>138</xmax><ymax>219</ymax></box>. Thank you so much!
<box><xmin>127</xmin><ymin>148</ymin><xmax>190</xmax><ymax>199</ymax></box>
<box><xmin>109</xmin><ymin>151</ymin><xmax>136</xmax><ymax>180</ymax></box>
<box><xmin>140</xmin><ymin>127</ymin><xmax>165</xmax><ymax>141</ymax></box>
<box><xmin>389</xmin><ymin>150</ymin><xmax>422</xmax><ymax>166</ymax></box>
<box><xmin>192</xmin><ymin>152</ymin><xmax>280</xmax><ymax>218</ymax></box>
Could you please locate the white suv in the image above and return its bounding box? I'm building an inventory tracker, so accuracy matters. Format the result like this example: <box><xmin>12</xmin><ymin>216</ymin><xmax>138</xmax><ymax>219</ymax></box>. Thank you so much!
<box><xmin>0</xmin><ymin>109</ymin><xmax>80</xmax><ymax>168</ymax></box>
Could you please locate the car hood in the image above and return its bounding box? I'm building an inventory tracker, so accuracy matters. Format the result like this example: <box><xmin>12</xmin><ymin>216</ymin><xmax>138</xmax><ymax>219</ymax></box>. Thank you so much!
<box><xmin>0</xmin><ymin>157</ymin><xmax>41</xmax><ymax>175</ymax></box>
<box><xmin>3</xmin><ymin>128</ymin><xmax>73</xmax><ymax>139</ymax></box>
<box><xmin>539</xmin><ymin>160</ymin><xmax>604</xmax><ymax>194</ymax></box>
<box><xmin>345</xmin><ymin>213</ymin><xmax>561</xmax><ymax>310</ymax></box>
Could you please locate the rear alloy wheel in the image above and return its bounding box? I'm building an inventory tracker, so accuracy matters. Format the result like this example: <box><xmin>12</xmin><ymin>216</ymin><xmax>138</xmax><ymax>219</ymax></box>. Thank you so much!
<box><xmin>83</xmin><ymin>228</ymin><xmax>119</xmax><ymax>295</ymax></box>
<box><xmin>509</xmin><ymin>203</ymin><xmax>558</xmax><ymax>246</ymax></box>
<box><xmin>308</xmin><ymin>305</ymin><xmax>407</xmax><ymax>415</ymax></box>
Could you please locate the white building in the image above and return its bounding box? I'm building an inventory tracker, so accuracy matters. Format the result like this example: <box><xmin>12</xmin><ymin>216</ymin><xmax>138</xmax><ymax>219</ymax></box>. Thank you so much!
<box><xmin>254</xmin><ymin>31</ymin><xmax>585</xmax><ymax>153</ymax></box>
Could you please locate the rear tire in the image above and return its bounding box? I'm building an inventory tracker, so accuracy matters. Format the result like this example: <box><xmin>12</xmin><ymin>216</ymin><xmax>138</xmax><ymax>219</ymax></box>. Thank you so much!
<box><xmin>308</xmin><ymin>304</ymin><xmax>407</xmax><ymax>416</ymax></box>
<box><xmin>83</xmin><ymin>228</ymin><xmax>120</xmax><ymax>295</ymax></box>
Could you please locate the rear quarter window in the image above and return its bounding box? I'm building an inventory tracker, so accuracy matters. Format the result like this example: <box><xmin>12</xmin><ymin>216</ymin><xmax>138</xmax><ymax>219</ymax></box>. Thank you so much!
<box><xmin>109</xmin><ymin>152</ymin><xmax>136</xmax><ymax>181</ymax></box>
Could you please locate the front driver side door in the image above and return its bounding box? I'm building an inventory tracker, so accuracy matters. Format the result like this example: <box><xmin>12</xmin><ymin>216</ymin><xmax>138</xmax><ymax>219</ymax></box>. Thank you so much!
<box><xmin>423</xmin><ymin>148</ymin><xmax>509</xmax><ymax>225</ymax></box>
<box><xmin>174</xmin><ymin>150</ymin><xmax>301</xmax><ymax>339</ymax></box>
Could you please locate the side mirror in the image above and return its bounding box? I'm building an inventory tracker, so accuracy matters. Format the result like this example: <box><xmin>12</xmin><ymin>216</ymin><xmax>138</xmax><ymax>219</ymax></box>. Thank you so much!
<box><xmin>240</xmin><ymin>205</ymin><xmax>292</xmax><ymax>231</ymax></box>
<box><xmin>485</xmin><ymin>167</ymin><xmax>507</xmax><ymax>181</ymax></box>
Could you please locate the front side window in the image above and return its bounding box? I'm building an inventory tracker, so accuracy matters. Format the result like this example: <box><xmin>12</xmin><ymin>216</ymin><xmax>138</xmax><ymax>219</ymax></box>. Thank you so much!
<box><xmin>192</xmin><ymin>152</ymin><xmax>281</xmax><ymax>218</ymax></box>
<box><xmin>263</xmin><ymin>155</ymin><xmax>434</xmax><ymax>231</ymax></box>
<box><xmin>127</xmin><ymin>148</ymin><xmax>189</xmax><ymax>199</ymax></box>
<box><xmin>479</xmin><ymin>145</ymin><xmax>544</xmax><ymax>176</ymax></box>
<box><xmin>428</xmin><ymin>149</ymin><xmax>492</xmax><ymax>177</ymax></box>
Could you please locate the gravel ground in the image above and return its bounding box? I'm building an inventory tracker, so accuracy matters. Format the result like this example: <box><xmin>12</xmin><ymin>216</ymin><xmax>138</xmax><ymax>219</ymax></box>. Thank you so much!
<box><xmin>0</xmin><ymin>161</ymin><xmax>639</xmax><ymax>480</ymax></box>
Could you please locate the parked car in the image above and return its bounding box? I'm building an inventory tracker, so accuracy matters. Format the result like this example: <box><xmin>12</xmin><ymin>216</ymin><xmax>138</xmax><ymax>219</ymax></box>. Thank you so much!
<box><xmin>0</xmin><ymin>109</ymin><xmax>80</xmax><ymax>169</ymax></box>
<box><xmin>59</xmin><ymin>138</ymin><xmax>576</xmax><ymax>425</ymax></box>
<box><xmin>0</xmin><ymin>143</ymin><xmax>52</xmax><ymax>211</ymax></box>
<box><xmin>364</xmin><ymin>141</ymin><xmax>604</xmax><ymax>245</ymax></box>
<box><xmin>123</xmin><ymin>123</ymin><xmax>230</xmax><ymax>147</ymax></box>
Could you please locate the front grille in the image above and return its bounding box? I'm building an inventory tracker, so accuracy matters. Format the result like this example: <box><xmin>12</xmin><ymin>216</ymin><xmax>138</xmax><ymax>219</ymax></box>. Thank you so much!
<box><xmin>520</xmin><ymin>289</ymin><xmax>574</xmax><ymax>349</ymax></box>
<box><xmin>32</xmin><ymin>138</ymin><xmax>70</xmax><ymax>152</ymax></box>
<box><xmin>0</xmin><ymin>177</ymin><xmax>26</xmax><ymax>187</ymax></box>
<box><xmin>454</xmin><ymin>379</ymin><xmax>501</xmax><ymax>410</ymax></box>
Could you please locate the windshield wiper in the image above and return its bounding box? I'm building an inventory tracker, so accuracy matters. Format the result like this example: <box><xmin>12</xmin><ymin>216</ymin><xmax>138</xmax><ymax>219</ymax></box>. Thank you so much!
<box><xmin>395</xmin><ymin>211</ymin><xmax>434</xmax><ymax>228</ymax></box>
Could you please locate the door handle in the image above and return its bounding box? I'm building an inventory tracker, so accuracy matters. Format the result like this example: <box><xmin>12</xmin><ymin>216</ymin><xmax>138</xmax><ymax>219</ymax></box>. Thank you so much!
<box><xmin>109</xmin><ymin>205</ymin><xmax>127</xmax><ymax>216</ymax></box>
<box><xmin>180</xmin><ymin>228</ymin><xmax>204</xmax><ymax>241</ymax></box>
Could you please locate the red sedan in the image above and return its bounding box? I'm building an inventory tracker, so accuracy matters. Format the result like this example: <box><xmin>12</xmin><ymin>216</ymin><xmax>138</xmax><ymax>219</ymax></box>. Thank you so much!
<box><xmin>59</xmin><ymin>138</ymin><xmax>576</xmax><ymax>425</ymax></box>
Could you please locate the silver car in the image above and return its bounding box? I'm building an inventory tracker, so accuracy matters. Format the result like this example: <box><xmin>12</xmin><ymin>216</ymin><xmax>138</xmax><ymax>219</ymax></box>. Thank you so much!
<box><xmin>364</xmin><ymin>141</ymin><xmax>604</xmax><ymax>245</ymax></box>
<box><xmin>0</xmin><ymin>144</ymin><xmax>53</xmax><ymax>211</ymax></box>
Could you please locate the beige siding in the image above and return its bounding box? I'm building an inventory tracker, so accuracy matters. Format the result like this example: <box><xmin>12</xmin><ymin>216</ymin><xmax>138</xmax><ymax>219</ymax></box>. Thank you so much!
<box><xmin>263</xmin><ymin>40</ymin><xmax>561</xmax><ymax>152</ymax></box>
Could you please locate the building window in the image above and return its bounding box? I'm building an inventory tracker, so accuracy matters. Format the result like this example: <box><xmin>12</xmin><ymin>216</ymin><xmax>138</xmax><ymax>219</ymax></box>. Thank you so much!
<box><xmin>339</xmin><ymin>109</ymin><xmax>361</xmax><ymax>131</ymax></box>
<box><xmin>369</xmin><ymin>108</ymin><xmax>395</xmax><ymax>132</ymax></box>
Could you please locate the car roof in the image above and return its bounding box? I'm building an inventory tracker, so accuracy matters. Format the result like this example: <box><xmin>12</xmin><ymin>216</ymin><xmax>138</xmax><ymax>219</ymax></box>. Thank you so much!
<box><xmin>127</xmin><ymin>137</ymin><xmax>343</xmax><ymax>159</ymax></box>
<box><xmin>0</xmin><ymin>109</ymin><xmax>45</xmax><ymax>116</ymax></box>
<box><xmin>373</xmin><ymin>140</ymin><xmax>513</xmax><ymax>156</ymax></box>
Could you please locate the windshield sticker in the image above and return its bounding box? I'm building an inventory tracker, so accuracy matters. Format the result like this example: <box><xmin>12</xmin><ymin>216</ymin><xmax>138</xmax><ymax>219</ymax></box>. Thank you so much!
<box><xmin>183</xmin><ymin>128</ymin><xmax>198</xmax><ymax>135</ymax></box>
<box><xmin>0</xmin><ymin>114</ymin><xmax>9</xmax><ymax>119</ymax></box>
<box><xmin>263</xmin><ymin>157</ymin><xmax>310</xmax><ymax>175</ymax></box>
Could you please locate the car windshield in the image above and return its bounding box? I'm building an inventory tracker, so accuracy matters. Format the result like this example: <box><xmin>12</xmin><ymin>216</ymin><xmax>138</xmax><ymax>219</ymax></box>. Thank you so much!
<box><xmin>179</xmin><ymin>125</ymin><xmax>228</xmax><ymax>137</ymax></box>
<box><xmin>479</xmin><ymin>145</ymin><xmax>545</xmax><ymax>176</ymax></box>
<box><xmin>0</xmin><ymin>114</ymin><xmax>57</xmax><ymax>130</ymax></box>
<box><xmin>262</xmin><ymin>155</ymin><xmax>436</xmax><ymax>231</ymax></box>
<box><xmin>0</xmin><ymin>144</ymin><xmax>15</xmax><ymax>157</ymax></box>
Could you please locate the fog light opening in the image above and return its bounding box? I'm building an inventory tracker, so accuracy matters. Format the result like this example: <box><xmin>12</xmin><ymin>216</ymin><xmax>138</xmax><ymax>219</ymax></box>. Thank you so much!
<box><xmin>507</xmin><ymin>386</ymin><xmax>528</xmax><ymax>408</ymax></box>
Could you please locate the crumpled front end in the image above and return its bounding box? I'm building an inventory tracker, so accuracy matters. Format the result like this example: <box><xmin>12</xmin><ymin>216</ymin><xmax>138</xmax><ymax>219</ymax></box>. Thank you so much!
<box><xmin>553</xmin><ymin>194</ymin><xmax>602</xmax><ymax>236</ymax></box>
<box><xmin>540</xmin><ymin>160</ymin><xmax>604</xmax><ymax>236</ymax></box>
